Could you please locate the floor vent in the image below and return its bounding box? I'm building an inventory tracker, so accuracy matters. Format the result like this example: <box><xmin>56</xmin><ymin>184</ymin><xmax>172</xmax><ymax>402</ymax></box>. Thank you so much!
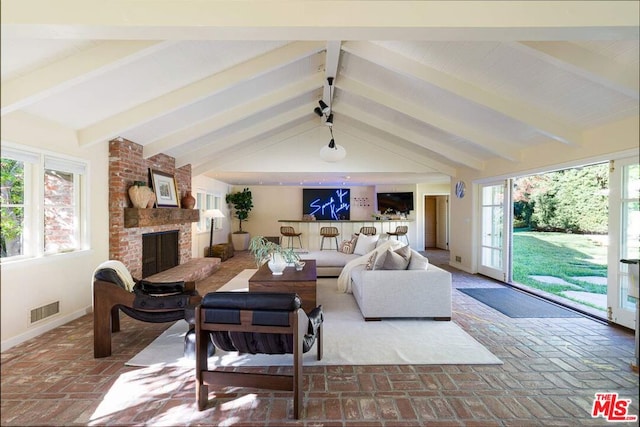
<box><xmin>30</xmin><ymin>301</ymin><xmax>60</xmax><ymax>323</ymax></box>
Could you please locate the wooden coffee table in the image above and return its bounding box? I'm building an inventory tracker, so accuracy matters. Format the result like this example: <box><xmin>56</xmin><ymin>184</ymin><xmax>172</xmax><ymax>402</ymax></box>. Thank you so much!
<box><xmin>248</xmin><ymin>260</ymin><xmax>317</xmax><ymax>313</ymax></box>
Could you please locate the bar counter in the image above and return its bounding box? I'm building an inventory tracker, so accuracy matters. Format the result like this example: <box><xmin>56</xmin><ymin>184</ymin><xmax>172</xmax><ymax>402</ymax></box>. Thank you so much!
<box><xmin>278</xmin><ymin>219</ymin><xmax>413</xmax><ymax>251</ymax></box>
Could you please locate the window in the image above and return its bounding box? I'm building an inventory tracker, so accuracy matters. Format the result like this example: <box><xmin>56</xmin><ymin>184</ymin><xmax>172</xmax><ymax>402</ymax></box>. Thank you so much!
<box><xmin>196</xmin><ymin>190</ymin><xmax>222</xmax><ymax>232</ymax></box>
<box><xmin>1</xmin><ymin>145</ymin><xmax>88</xmax><ymax>260</ymax></box>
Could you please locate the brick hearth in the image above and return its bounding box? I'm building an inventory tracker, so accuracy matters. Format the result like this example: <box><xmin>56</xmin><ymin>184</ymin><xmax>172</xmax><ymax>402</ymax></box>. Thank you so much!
<box><xmin>109</xmin><ymin>138</ymin><xmax>194</xmax><ymax>279</ymax></box>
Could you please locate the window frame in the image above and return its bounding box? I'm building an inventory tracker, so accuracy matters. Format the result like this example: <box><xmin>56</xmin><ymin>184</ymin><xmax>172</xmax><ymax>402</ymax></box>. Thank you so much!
<box><xmin>195</xmin><ymin>189</ymin><xmax>223</xmax><ymax>233</ymax></box>
<box><xmin>1</xmin><ymin>143</ymin><xmax>89</xmax><ymax>263</ymax></box>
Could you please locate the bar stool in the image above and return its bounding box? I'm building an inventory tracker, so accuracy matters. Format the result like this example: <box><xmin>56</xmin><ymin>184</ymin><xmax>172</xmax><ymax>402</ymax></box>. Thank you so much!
<box><xmin>280</xmin><ymin>226</ymin><xmax>303</xmax><ymax>249</ymax></box>
<box><xmin>358</xmin><ymin>226</ymin><xmax>377</xmax><ymax>236</ymax></box>
<box><xmin>387</xmin><ymin>225</ymin><xmax>409</xmax><ymax>244</ymax></box>
<box><xmin>320</xmin><ymin>227</ymin><xmax>340</xmax><ymax>250</ymax></box>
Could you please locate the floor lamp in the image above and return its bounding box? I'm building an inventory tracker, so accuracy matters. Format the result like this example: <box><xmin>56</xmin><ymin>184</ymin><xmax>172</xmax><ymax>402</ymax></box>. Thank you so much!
<box><xmin>205</xmin><ymin>209</ymin><xmax>225</xmax><ymax>257</ymax></box>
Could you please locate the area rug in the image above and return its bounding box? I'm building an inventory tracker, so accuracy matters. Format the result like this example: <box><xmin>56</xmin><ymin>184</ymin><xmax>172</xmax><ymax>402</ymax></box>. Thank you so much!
<box><xmin>127</xmin><ymin>274</ymin><xmax>503</xmax><ymax>367</ymax></box>
<box><xmin>458</xmin><ymin>287</ymin><xmax>583</xmax><ymax>318</ymax></box>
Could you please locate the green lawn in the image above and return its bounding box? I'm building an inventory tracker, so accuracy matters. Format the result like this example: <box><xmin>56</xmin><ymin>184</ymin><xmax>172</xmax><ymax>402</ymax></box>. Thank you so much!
<box><xmin>512</xmin><ymin>230</ymin><xmax>608</xmax><ymax>298</ymax></box>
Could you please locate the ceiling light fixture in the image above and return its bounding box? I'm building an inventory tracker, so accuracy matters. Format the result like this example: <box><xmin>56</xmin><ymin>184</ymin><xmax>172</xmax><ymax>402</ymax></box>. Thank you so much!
<box><xmin>316</xmin><ymin>77</ymin><xmax>346</xmax><ymax>162</ymax></box>
<box><xmin>325</xmin><ymin>113</ymin><xmax>334</xmax><ymax>127</ymax></box>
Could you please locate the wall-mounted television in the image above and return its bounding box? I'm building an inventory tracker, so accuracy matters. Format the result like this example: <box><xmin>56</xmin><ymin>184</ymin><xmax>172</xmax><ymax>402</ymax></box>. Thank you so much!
<box><xmin>303</xmin><ymin>188</ymin><xmax>350</xmax><ymax>220</ymax></box>
<box><xmin>377</xmin><ymin>192</ymin><xmax>414</xmax><ymax>214</ymax></box>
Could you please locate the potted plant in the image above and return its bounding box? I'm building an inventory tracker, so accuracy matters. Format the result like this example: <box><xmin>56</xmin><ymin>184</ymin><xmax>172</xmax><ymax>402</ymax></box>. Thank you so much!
<box><xmin>225</xmin><ymin>188</ymin><xmax>253</xmax><ymax>250</ymax></box>
<box><xmin>249</xmin><ymin>236</ymin><xmax>300</xmax><ymax>275</ymax></box>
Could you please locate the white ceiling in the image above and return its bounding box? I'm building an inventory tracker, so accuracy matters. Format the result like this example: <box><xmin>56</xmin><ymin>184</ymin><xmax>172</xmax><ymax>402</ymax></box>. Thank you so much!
<box><xmin>1</xmin><ymin>1</ymin><xmax>638</xmax><ymax>186</ymax></box>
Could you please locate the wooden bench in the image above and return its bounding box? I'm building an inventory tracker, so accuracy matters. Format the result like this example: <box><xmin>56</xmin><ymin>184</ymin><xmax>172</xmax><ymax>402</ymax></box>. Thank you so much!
<box><xmin>144</xmin><ymin>258</ymin><xmax>221</xmax><ymax>283</ymax></box>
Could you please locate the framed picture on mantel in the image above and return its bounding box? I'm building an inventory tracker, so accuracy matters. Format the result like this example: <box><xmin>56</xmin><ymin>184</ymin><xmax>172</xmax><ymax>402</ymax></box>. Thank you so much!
<box><xmin>150</xmin><ymin>169</ymin><xmax>180</xmax><ymax>207</ymax></box>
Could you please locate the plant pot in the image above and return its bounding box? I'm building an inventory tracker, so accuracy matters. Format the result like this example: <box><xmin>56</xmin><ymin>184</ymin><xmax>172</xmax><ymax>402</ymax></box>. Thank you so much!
<box><xmin>231</xmin><ymin>232</ymin><xmax>250</xmax><ymax>251</ymax></box>
<box><xmin>268</xmin><ymin>253</ymin><xmax>287</xmax><ymax>275</ymax></box>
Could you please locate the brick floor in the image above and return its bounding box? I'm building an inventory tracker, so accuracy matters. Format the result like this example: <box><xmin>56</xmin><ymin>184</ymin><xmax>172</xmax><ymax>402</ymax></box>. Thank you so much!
<box><xmin>1</xmin><ymin>250</ymin><xmax>638</xmax><ymax>426</ymax></box>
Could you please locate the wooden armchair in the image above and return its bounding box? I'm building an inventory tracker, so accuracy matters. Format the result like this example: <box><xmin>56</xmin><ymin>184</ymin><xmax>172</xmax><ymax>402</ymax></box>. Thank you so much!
<box><xmin>195</xmin><ymin>292</ymin><xmax>323</xmax><ymax>419</ymax></box>
<box><xmin>92</xmin><ymin>260</ymin><xmax>202</xmax><ymax>358</ymax></box>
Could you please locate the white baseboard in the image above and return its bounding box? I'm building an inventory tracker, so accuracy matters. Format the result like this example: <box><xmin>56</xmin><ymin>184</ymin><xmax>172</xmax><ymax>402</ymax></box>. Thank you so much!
<box><xmin>449</xmin><ymin>261</ymin><xmax>475</xmax><ymax>275</ymax></box>
<box><xmin>1</xmin><ymin>305</ymin><xmax>92</xmax><ymax>353</ymax></box>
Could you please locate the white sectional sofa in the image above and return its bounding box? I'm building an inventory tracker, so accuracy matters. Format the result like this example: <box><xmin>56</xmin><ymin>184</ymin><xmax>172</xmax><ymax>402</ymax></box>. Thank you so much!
<box><xmin>349</xmin><ymin>254</ymin><xmax>452</xmax><ymax>320</ymax></box>
<box><xmin>301</xmin><ymin>241</ymin><xmax>452</xmax><ymax>321</ymax></box>
<box><xmin>300</xmin><ymin>250</ymin><xmax>360</xmax><ymax>277</ymax></box>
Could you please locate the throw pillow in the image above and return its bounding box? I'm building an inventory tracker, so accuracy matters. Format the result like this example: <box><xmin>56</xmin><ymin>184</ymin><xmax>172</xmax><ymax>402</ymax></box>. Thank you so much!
<box><xmin>382</xmin><ymin>247</ymin><xmax>411</xmax><ymax>270</ymax></box>
<box><xmin>395</xmin><ymin>245</ymin><xmax>412</xmax><ymax>263</ymax></box>
<box><xmin>354</xmin><ymin>234</ymin><xmax>379</xmax><ymax>255</ymax></box>
<box><xmin>365</xmin><ymin>251</ymin><xmax>378</xmax><ymax>270</ymax></box>
<box><xmin>375</xmin><ymin>235</ymin><xmax>389</xmax><ymax>247</ymax></box>
<box><xmin>408</xmin><ymin>251</ymin><xmax>429</xmax><ymax>270</ymax></box>
<box><xmin>339</xmin><ymin>238</ymin><xmax>356</xmax><ymax>254</ymax></box>
<box><xmin>372</xmin><ymin>250</ymin><xmax>388</xmax><ymax>270</ymax></box>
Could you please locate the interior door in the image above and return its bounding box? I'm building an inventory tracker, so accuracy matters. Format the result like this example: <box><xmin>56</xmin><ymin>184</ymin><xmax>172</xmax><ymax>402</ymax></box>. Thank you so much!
<box><xmin>607</xmin><ymin>158</ymin><xmax>639</xmax><ymax>328</ymax></box>
<box><xmin>424</xmin><ymin>196</ymin><xmax>436</xmax><ymax>248</ymax></box>
<box><xmin>436</xmin><ymin>196</ymin><xmax>449</xmax><ymax>250</ymax></box>
<box><xmin>479</xmin><ymin>181</ymin><xmax>511</xmax><ymax>282</ymax></box>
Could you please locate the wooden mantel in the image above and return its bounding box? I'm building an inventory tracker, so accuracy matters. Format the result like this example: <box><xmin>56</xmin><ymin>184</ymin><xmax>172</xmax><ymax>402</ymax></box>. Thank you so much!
<box><xmin>124</xmin><ymin>208</ymin><xmax>199</xmax><ymax>228</ymax></box>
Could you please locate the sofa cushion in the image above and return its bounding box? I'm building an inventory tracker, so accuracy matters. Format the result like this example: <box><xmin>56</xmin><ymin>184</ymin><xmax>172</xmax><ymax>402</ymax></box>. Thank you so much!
<box><xmin>301</xmin><ymin>251</ymin><xmax>359</xmax><ymax>268</ymax></box>
<box><xmin>354</xmin><ymin>234</ymin><xmax>379</xmax><ymax>255</ymax></box>
<box><xmin>381</xmin><ymin>246</ymin><xmax>411</xmax><ymax>270</ymax></box>
<box><xmin>408</xmin><ymin>250</ymin><xmax>429</xmax><ymax>270</ymax></box>
<box><xmin>375</xmin><ymin>235</ymin><xmax>390</xmax><ymax>247</ymax></box>
<box><xmin>372</xmin><ymin>250</ymin><xmax>388</xmax><ymax>270</ymax></box>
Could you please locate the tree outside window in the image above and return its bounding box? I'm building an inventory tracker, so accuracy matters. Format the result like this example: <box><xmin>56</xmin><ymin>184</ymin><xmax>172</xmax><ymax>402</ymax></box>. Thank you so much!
<box><xmin>1</xmin><ymin>147</ymin><xmax>87</xmax><ymax>260</ymax></box>
<box><xmin>1</xmin><ymin>158</ymin><xmax>25</xmax><ymax>257</ymax></box>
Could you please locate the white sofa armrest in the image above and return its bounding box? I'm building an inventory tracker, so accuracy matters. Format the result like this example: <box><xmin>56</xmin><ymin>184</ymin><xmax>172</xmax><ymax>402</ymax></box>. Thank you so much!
<box><xmin>351</xmin><ymin>265</ymin><xmax>452</xmax><ymax>319</ymax></box>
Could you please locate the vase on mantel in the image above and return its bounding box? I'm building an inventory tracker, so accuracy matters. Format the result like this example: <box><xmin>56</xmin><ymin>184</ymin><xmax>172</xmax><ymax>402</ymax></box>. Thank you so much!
<box><xmin>181</xmin><ymin>190</ymin><xmax>196</xmax><ymax>209</ymax></box>
<box><xmin>146</xmin><ymin>192</ymin><xmax>156</xmax><ymax>208</ymax></box>
<box><xmin>128</xmin><ymin>181</ymin><xmax>152</xmax><ymax>209</ymax></box>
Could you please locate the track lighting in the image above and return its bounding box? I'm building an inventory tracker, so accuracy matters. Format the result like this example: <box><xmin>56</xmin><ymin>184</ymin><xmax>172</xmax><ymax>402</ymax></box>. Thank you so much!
<box><xmin>325</xmin><ymin>113</ymin><xmax>333</xmax><ymax>127</ymax></box>
<box><xmin>314</xmin><ymin>77</ymin><xmax>346</xmax><ymax>162</ymax></box>
<box><xmin>318</xmin><ymin>100</ymin><xmax>330</xmax><ymax>114</ymax></box>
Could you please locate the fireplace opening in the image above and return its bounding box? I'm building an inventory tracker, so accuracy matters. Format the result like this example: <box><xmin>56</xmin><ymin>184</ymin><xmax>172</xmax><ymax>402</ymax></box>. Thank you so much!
<box><xmin>142</xmin><ymin>230</ymin><xmax>179</xmax><ymax>278</ymax></box>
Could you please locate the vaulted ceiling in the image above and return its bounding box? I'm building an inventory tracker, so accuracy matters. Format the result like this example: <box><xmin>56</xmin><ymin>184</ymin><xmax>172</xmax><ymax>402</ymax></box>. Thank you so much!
<box><xmin>2</xmin><ymin>1</ymin><xmax>638</xmax><ymax>186</ymax></box>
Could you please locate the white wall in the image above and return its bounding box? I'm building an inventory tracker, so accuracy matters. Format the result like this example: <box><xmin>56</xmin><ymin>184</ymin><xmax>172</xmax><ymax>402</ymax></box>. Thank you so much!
<box><xmin>1</xmin><ymin>113</ymin><xmax>110</xmax><ymax>351</ymax></box>
<box><xmin>448</xmin><ymin>116</ymin><xmax>640</xmax><ymax>274</ymax></box>
<box><xmin>227</xmin><ymin>185</ymin><xmax>378</xmax><ymax>238</ymax></box>
<box><xmin>227</xmin><ymin>183</ymin><xmax>448</xmax><ymax>251</ymax></box>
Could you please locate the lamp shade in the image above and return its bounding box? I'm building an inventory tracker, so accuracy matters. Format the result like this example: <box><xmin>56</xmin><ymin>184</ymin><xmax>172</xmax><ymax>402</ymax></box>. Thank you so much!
<box><xmin>205</xmin><ymin>209</ymin><xmax>225</xmax><ymax>218</ymax></box>
<box><xmin>320</xmin><ymin>142</ymin><xmax>346</xmax><ymax>162</ymax></box>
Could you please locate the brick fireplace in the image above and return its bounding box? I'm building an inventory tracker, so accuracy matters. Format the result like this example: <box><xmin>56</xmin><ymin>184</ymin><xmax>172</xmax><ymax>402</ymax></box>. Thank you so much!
<box><xmin>109</xmin><ymin>138</ymin><xmax>194</xmax><ymax>279</ymax></box>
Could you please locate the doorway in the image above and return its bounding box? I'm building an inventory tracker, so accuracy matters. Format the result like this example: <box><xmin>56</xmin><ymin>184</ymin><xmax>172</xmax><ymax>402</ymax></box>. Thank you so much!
<box><xmin>476</xmin><ymin>157</ymin><xmax>639</xmax><ymax>329</ymax></box>
<box><xmin>424</xmin><ymin>195</ymin><xmax>449</xmax><ymax>250</ymax></box>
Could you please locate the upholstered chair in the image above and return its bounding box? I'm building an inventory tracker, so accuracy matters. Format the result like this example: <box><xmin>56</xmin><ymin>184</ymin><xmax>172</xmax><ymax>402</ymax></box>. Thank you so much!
<box><xmin>92</xmin><ymin>260</ymin><xmax>203</xmax><ymax>358</ymax></box>
<box><xmin>195</xmin><ymin>292</ymin><xmax>323</xmax><ymax>419</ymax></box>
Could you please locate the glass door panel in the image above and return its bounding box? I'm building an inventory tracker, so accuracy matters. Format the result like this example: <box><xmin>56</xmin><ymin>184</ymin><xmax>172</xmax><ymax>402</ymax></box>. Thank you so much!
<box><xmin>479</xmin><ymin>181</ymin><xmax>510</xmax><ymax>281</ymax></box>
<box><xmin>608</xmin><ymin>158</ymin><xmax>639</xmax><ymax>328</ymax></box>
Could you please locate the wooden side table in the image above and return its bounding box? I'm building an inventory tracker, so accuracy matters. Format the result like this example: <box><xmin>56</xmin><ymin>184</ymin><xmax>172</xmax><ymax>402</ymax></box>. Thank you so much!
<box><xmin>248</xmin><ymin>260</ymin><xmax>317</xmax><ymax>313</ymax></box>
